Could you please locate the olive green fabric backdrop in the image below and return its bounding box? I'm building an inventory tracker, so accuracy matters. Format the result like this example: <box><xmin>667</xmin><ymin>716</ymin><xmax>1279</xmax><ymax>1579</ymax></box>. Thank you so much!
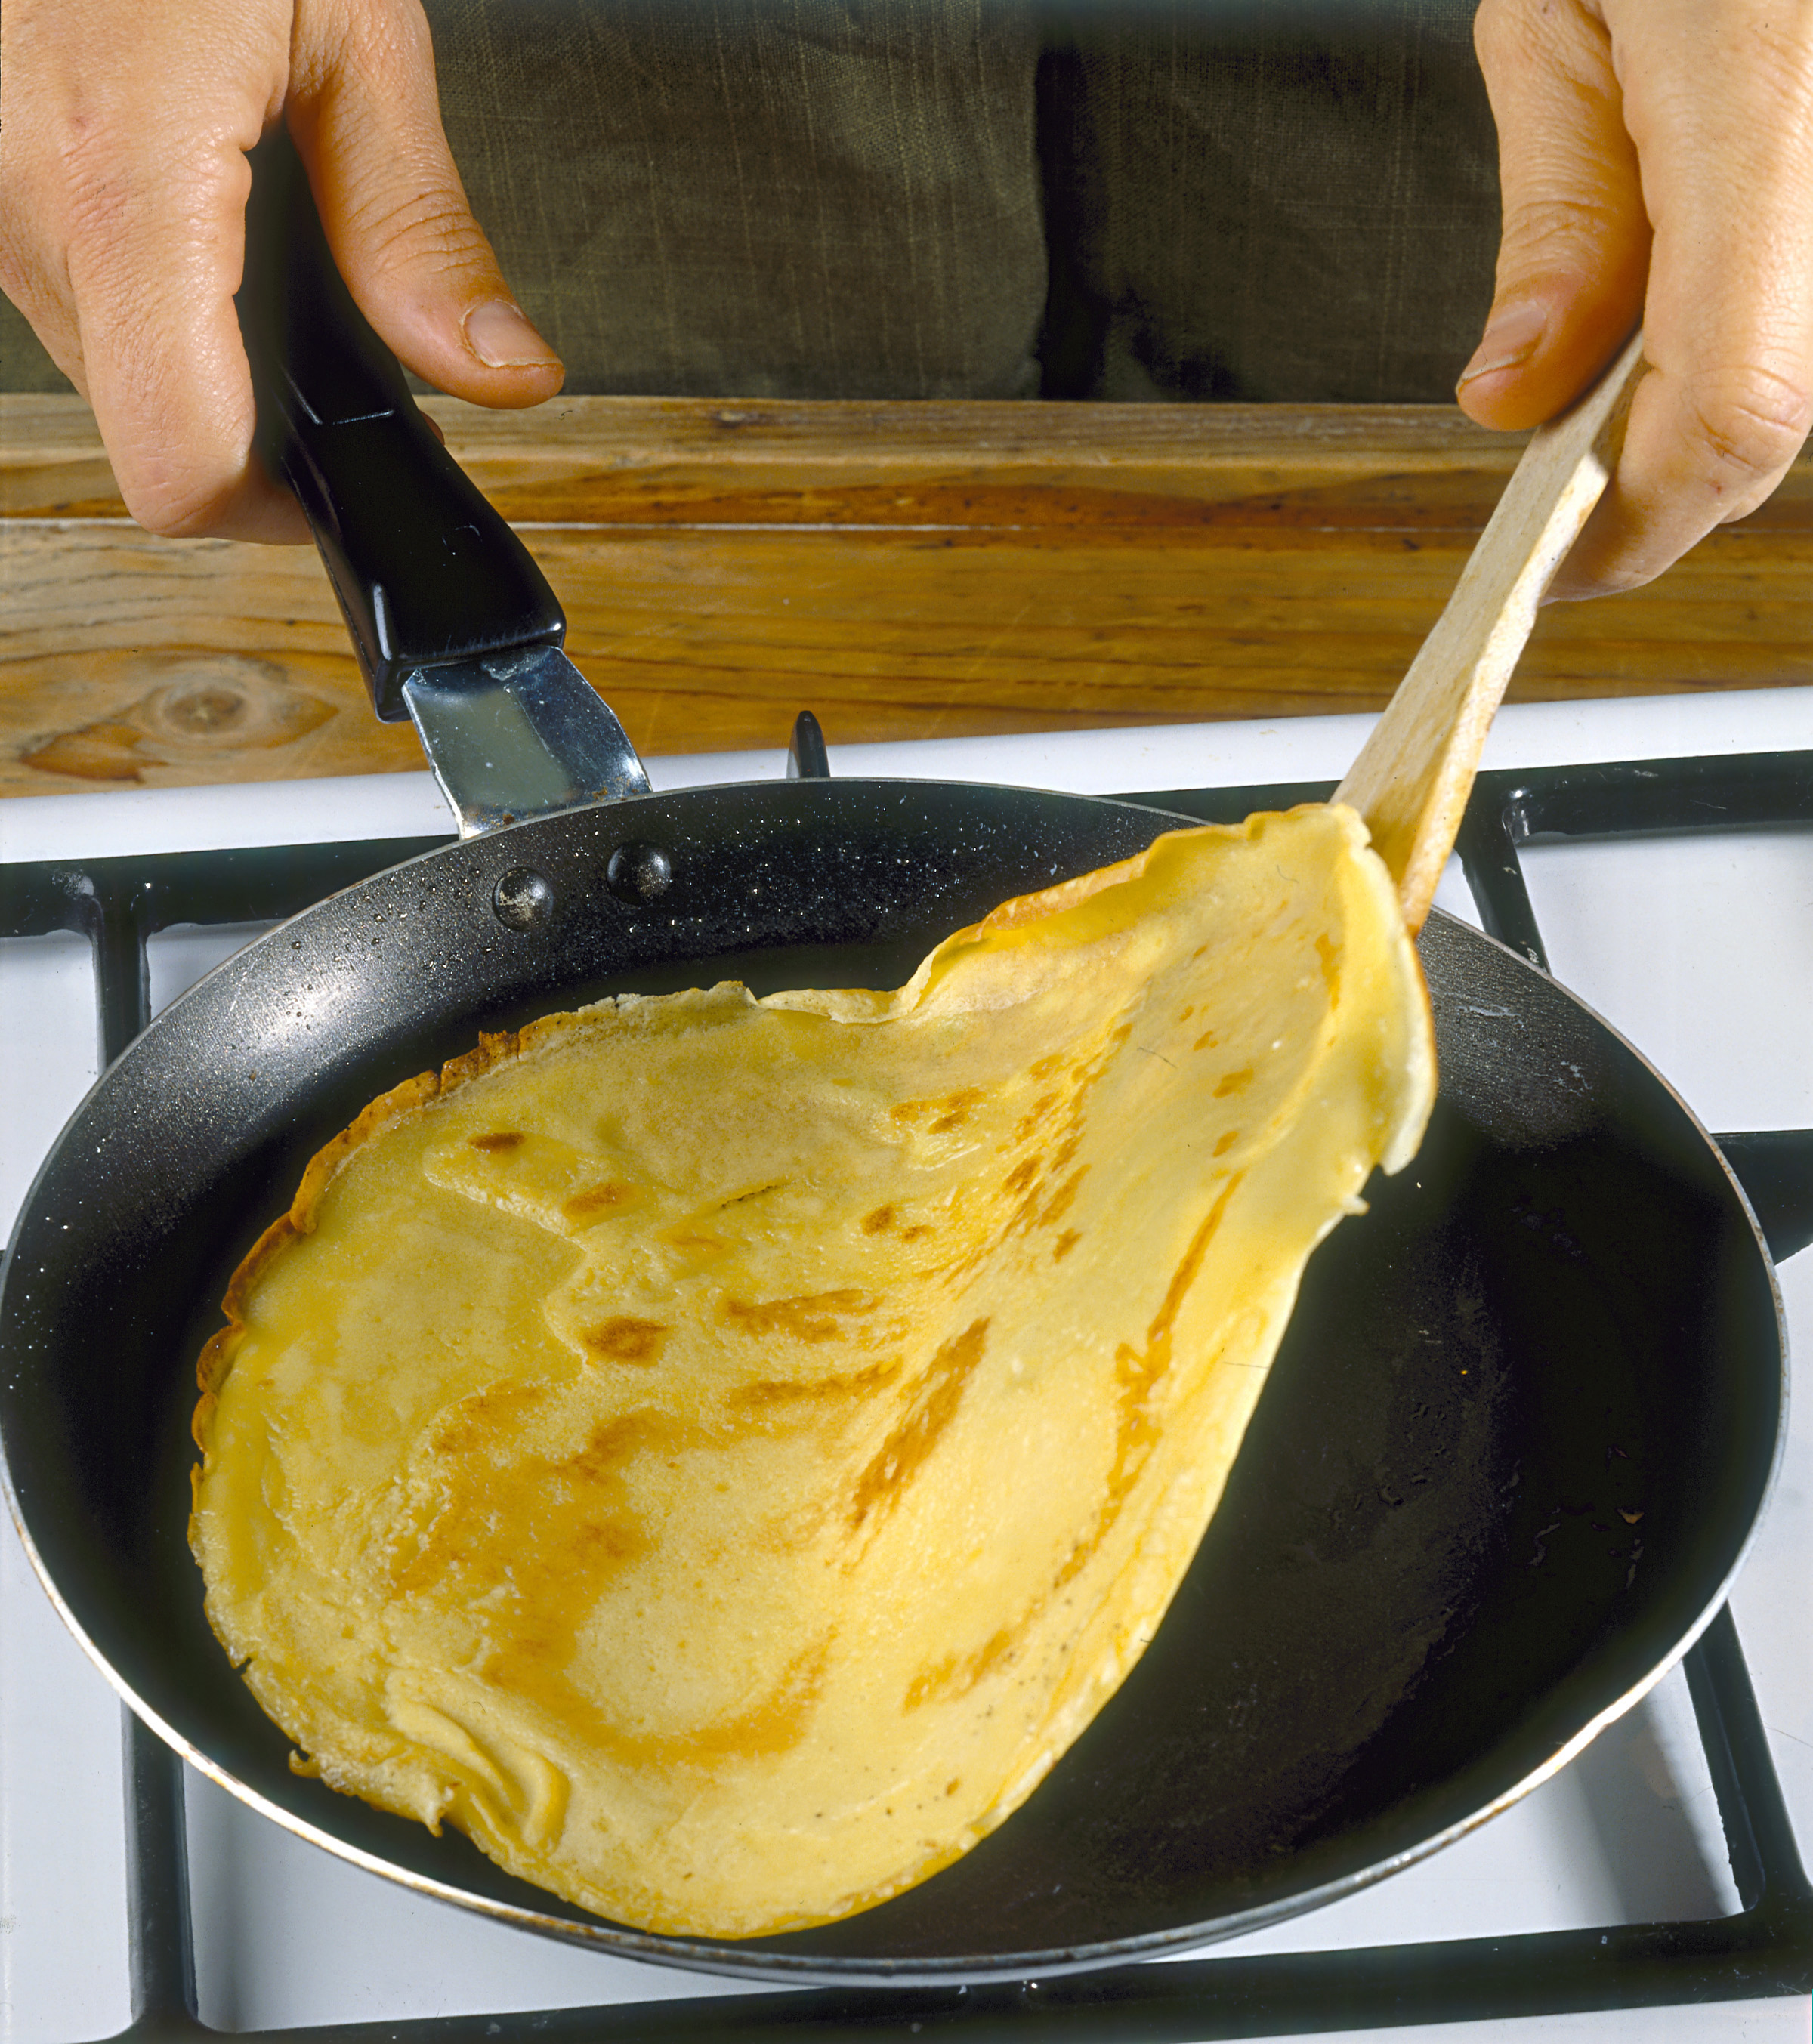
<box><xmin>428</xmin><ymin>0</ymin><xmax>1048</xmax><ymax>399</ymax></box>
<box><xmin>0</xmin><ymin>1</ymin><xmax>1499</xmax><ymax>403</ymax></box>
<box><xmin>1041</xmin><ymin>2</ymin><xmax>1499</xmax><ymax>402</ymax></box>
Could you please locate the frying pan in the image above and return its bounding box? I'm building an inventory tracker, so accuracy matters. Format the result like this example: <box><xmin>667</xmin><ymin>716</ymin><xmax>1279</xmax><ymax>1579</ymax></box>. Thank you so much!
<box><xmin>0</xmin><ymin>134</ymin><xmax>1789</xmax><ymax>1987</ymax></box>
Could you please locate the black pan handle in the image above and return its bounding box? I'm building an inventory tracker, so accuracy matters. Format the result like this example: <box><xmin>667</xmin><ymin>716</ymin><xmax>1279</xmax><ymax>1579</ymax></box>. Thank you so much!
<box><xmin>236</xmin><ymin>126</ymin><xmax>564</xmax><ymax>722</ymax></box>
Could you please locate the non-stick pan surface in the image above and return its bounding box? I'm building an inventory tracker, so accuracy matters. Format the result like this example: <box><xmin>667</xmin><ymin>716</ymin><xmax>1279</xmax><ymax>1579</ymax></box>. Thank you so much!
<box><xmin>0</xmin><ymin>777</ymin><xmax>1785</xmax><ymax>1986</ymax></box>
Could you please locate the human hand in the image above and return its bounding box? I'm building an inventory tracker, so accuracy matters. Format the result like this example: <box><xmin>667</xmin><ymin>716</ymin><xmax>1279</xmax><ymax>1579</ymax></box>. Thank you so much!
<box><xmin>0</xmin><ymin>0</ymin><xmax>562</xmax><ymax>542</ymax></box>
<box><xmin>1459</xmin><ymin>0</ymin><xmax>1813</xmax><ymax>600</ymax></box>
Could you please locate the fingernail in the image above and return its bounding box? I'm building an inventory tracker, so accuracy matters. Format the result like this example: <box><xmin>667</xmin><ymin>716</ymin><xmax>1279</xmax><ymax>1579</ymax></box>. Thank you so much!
<box><xmin>1456</xmin><ymin>302</ymin><xmax>1547</xmax><ymax>389</ymax></box>
<box><xmin>464</xmin><ymin>300</ymin><xmax>559</xmax><ymax>369</ymax></box>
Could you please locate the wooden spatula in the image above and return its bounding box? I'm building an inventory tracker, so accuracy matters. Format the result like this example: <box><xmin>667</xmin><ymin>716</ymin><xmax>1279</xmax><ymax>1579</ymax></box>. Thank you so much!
<box><xmin>1336</xmin><ymin>329</ymin><xmax>1648</xmax><ymax>932</ymax></box>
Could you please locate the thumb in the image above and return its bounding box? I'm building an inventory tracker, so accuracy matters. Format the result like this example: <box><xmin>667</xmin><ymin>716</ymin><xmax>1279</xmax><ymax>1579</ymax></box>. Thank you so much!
<box><xmin>1459</xmin><ymin>0</ymin><xmax>1648</xmax><ymax>431</ymax></box>
<box><xmin>286</xmin><ymin>0</ymin><xmax>561</xmax><ymax>407</ymax></box>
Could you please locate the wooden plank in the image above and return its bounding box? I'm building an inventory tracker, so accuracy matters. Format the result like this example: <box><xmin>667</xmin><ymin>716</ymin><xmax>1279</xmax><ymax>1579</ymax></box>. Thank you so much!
<box><xmin>10</xmin><ymin>388</ymin><xmax>1810</xmax><ymax>526</ymax></box>
<box><xmin>2</xmin><ymin>394</ymin><xmax>1808</xmax><ymax>798</ymax></box>
<box><xmin>4</xmin><ymin>391</ymin><xmax>1540</xmax><ymax>524</ymax></box>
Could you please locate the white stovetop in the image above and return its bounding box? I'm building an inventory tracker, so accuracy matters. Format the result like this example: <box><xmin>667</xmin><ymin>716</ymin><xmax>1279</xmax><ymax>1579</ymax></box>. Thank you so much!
<box><xmin>2</xmin><ymin>690</ymin><xmax>1809</xmax><ymax>2044</ymax></box>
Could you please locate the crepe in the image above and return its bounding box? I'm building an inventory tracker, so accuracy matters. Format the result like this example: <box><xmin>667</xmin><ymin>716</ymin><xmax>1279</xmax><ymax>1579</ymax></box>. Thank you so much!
<box><xmin>190</xmin><ymin>803</ymin><xmax>1434</xmax><ymax>1938</ymax></box>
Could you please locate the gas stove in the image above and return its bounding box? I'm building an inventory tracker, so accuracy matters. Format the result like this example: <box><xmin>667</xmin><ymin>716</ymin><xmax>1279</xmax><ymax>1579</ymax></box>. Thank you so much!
<box><xmin>2</xmin><ymin>689</ymin><xmax>1808</xmax><ymax>2043</ymax></box>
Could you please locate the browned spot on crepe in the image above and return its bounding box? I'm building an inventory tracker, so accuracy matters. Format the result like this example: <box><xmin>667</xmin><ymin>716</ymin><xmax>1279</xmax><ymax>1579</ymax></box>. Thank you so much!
<box><xmin>731</xmin><ymin>1358</ymin><xmax>903</xmax><ymax>1408</ymax></box>
<box><xmin>582</xmin><ymin>1318</ymin><xmax>670</xmax><ymax>1365</ymax></box>
<box><xmin>724</xmin><ymin>1291</ymin><xmax>878</xmax><ymax>1344</ymax></box>
<box><xmin>564</xmin><ymin>1181</ymin><xmax>635</xmax><ymax>1225</ymax></box>
<box><xmin>848</xmin><ymin>1320</ymin><xmax>989</xmax><ymax>1535</ymax></box>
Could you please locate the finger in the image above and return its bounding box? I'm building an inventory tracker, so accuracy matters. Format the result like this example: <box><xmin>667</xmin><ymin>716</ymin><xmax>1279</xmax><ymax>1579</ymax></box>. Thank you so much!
<box><xmin>0</xmin><ymin>3</ymin><xmax>308</xmax><ymax>539</ymax></box>
<box><xmin>289</xmin><ymin>0</ymin><xmax>562</xmax><ymax>409</ymax></box>
<box><xmin>0</xmin><ymin>230</ymin><xmax>91</xmax><ymax>400</ymax></box>
<box><xmin>1548</xmin><ymin>0</ymin><xmax>1813</xmax><ymax>598</ymax></box>
<box><xmin>0</xmin><ymin>0</ymin><xmax>94</xmax><ymax>395</ymax></box>
<box><xmin>1459</xmin><ymin>0</ymin><xmax>1651</xmax><ymax>433</ymax></box>
<box><xmin>66</xmin><ymin>134</ymin><xmax>312</xmax><ymax>541</ymax></box>
<box><xmin>69</xmin><ymin>164</ymin><xmax>313</xmax><ymax>540</ymax></box>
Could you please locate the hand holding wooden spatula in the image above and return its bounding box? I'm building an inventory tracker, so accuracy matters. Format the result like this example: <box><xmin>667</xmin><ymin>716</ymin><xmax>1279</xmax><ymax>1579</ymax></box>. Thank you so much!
<box><xmin>1339</xmin><ymin>331</ymin><xmax>1649</xmax><ymax>931</ymax></box>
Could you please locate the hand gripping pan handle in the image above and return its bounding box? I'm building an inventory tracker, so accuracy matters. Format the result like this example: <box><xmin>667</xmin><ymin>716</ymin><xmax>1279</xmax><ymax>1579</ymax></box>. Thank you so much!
<box><xmin>236</xmin><ymin>128</ymin><xmax>565</xmax><ymax>723</ymax></box>
<box><xmin>236</xmin><ymin>128</ymin><xmax>650</xmax><ymax>835</ymax></box>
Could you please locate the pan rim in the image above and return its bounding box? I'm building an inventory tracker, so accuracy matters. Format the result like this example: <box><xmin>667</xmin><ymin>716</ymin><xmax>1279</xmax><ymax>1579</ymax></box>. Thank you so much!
<box><xmin>0</xmin><ymin>787</ymin><xmax>1790</xmax><ymax>1987</ymax></box>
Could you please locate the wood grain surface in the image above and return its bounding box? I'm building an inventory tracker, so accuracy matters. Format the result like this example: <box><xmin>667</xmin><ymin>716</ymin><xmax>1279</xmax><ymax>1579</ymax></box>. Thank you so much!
<box><xmin>3</xmin><ymin>392</ymin><xmax>1808</xmax><ymax>798</ymax></box>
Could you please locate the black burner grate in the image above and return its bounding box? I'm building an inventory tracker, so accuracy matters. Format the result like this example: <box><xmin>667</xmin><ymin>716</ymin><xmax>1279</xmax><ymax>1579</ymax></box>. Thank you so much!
<box><xmin>4</xmin><ymin>749</ymin><xmax>1809</xmax><ymax>2040</ymax></box>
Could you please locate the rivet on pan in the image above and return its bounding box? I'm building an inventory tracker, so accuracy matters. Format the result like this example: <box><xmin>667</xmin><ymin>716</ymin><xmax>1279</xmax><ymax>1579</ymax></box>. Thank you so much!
<box><xmin>493</xmin><ymin>866</ymin><xmax>555</xmax><ymax>931</ymax></box>
<box><xmin>606</xmin><ymin>843</ymin><xmax>672</xmax><ymax>906</ymax></box>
